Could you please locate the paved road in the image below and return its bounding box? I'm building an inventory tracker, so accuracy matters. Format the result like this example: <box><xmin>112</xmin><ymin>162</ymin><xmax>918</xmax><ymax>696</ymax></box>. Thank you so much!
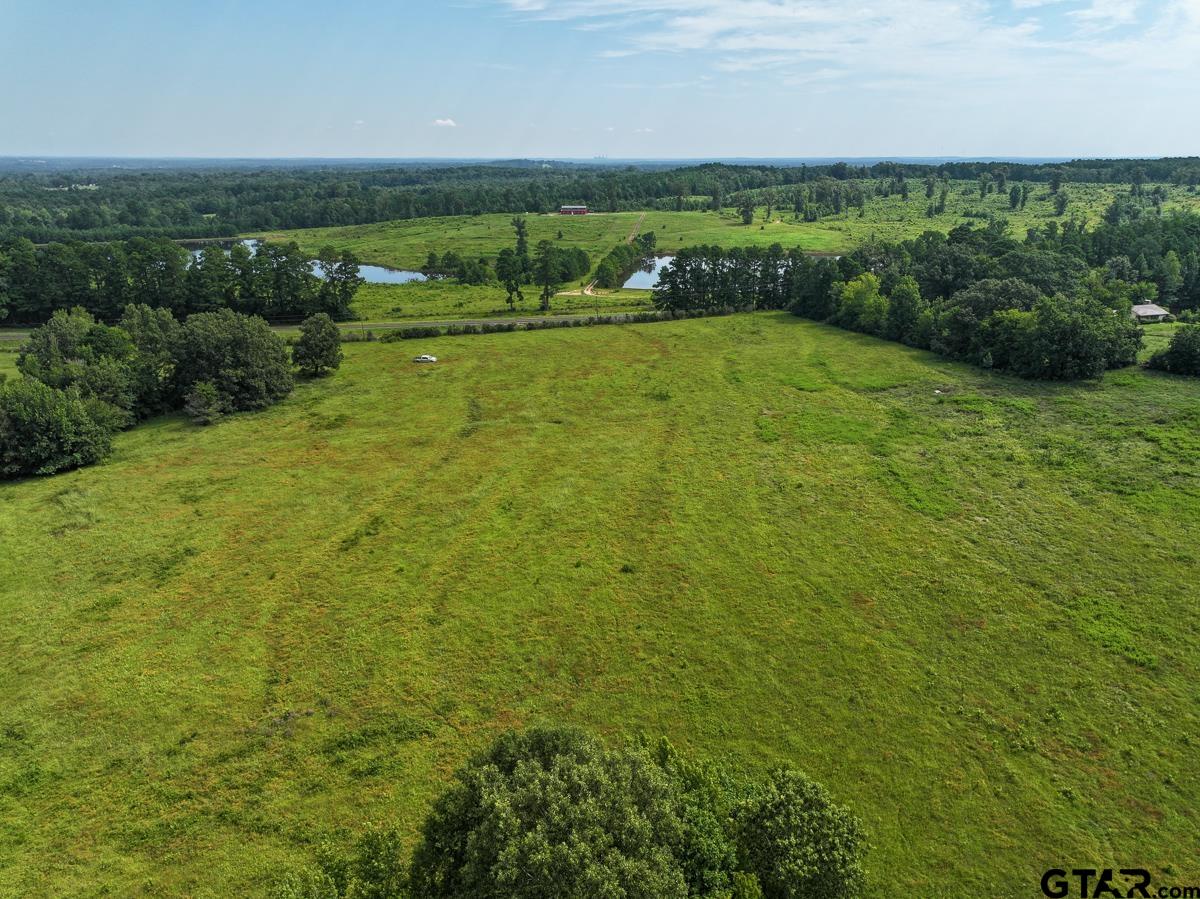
<box><xmin>0</xmin><ymin>311</ymin><xmax>653</xmax><ymax>344</ymax></box>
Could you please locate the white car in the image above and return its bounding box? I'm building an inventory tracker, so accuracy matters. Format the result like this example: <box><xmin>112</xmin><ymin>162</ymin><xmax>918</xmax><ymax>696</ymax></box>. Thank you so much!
<box><xmin>413</xmin><ymin>354</ymin><xmax>438</xmax><ymax>364</ymax></box>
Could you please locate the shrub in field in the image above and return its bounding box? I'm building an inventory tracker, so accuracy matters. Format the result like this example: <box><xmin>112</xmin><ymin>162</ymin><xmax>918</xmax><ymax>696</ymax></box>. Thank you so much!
<box><xmin>1147</xmin><ymin>324</ymin><xmax>1200</xmax><ymax>375</ymax></box>
<box><xmin>184</xmin><ymin>380</ymin><xmax>226</xmax><ymax>425</ymax></box>
<box><xmin>293</xmin><ymin>313</ymin><xmax>344</xmax><ymax>377</ymax></box>
<box><xmin>0</xmin><ymin>378</ymin><xmax>117</xmax><ymax>478</ymax></box>
<box><xmin>736</xmin><ymin>770</ymin><xmax>869</xmax><ymax>899</ymax></box>
<box><xmin>832</xmin><ymin>274</ymin><xmax>888</xmax><ymax>336</ymax></box>
<box><xmin>17</xmin><ymin>307</ymin><xmax>139</xmax><ymax>425</ymax></box>
<box><xmin>171</xmin><ymin>309</ymin><xmax>293</xmax><ymax>412</ymax></box>
<box><xmin>270</xmin><ymin>826</ymin><xmax>408</xmax><ymax>899</ymax></box>
<box><xmin>119</xmin><ymin>304</ymin><xmax>182</xmax><ymax>418</ymax></box>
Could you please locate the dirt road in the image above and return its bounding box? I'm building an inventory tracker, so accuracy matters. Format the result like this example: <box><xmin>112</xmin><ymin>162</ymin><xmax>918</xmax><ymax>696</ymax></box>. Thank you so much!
<box><xmin>561</xmin><ymin>210</ymin><xmax>649</xmax><ymax>298</ymax></box>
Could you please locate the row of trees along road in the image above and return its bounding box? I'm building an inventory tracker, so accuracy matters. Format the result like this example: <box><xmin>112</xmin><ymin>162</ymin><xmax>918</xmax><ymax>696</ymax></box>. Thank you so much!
<box><xmin>0</xmin><ymin>237</ymin><xmax>363</xmax><ymax>326</ymax></box>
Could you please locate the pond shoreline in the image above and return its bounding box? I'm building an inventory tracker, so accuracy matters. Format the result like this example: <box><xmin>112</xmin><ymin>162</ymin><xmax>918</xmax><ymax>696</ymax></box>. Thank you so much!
<box><xmin>182</xmin><ymin>238</ymin><xmax>428</xmax><ymax>284</ymax></box>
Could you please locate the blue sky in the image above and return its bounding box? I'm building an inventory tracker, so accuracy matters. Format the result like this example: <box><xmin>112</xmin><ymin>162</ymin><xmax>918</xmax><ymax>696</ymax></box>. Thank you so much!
<box><xmin>1</xmin><ymin>0</ymin><xmax>1198</xmax><ymax>158</ymax></box>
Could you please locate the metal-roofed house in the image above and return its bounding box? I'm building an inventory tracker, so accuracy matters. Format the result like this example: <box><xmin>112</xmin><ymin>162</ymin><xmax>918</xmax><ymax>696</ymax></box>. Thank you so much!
<box><xmin>1131</xmin><ymin>303</ymin><xmax>1173</xmax><ymax>324</ymax></box>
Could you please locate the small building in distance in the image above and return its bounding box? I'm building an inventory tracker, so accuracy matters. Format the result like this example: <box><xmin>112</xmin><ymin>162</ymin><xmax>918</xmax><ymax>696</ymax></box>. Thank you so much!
<box><xmin>1131</xmin><ymin>303</ymin><xmax>1173</xmax><ymax>324</ymax></box>
<box><xmin>559</xmin><ymin>205</ymin><xmax>589</xmax><ymax>215</ymax></box>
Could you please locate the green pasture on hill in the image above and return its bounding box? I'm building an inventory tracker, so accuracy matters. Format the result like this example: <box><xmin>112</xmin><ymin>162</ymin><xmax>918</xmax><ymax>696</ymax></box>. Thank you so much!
<box><xmin>1</xmin><ymin>314</ymin><xmax>1197</xmax><ymax>897</ymax></box>
<box><xmin>254</xmin><ymin>208</ymin><xmax>848</xmax><ymax>272</ymax></box>
<box><xmin>243</xmin><ymin>180</ymin><xmax>1200</xmax><ymax>326</ymax></box>
<box><xmin>253</xmin><ymin>181</ymin><xmax>1200</xmax><ymax>278</ymax></box>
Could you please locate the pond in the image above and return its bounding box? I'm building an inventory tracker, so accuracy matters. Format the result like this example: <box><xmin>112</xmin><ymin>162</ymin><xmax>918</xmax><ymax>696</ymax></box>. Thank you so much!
<box><xmin>187</xmin><ymin>240</ymin><xmax>428</xmax><ymax>285</ymax></box>
<box><xmin>622</xmin><ymin>255</ymin><xmax>674</xmax><ymax>290</ymax></box>
<box><xmin>353</xmin><ymin>265</ymin><xmax>428</xmax><ymax>285</ymax></box>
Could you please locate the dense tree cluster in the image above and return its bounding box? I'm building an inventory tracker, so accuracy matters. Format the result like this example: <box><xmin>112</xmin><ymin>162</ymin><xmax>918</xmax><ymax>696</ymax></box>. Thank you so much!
<box><xmin>654</xmin><ymin>216</ymin><xmax>1178</xmax><ymax>380</ymax></box>
<box><xmin>594</xmin><ymin>231</ymin><xmax>658</xmax><ymax>288</ymax></box>
<box><xmin>0</xmin><ymin>378</ymin><xmax>118</xmax><ymax>479</ymax></box>
<box><xmin>431</xmin><ymin>216</ymin><xmax>594</xmax><ymax>310</ymax></box>
<box><xmin>0</xmin><ymin>306</ymin><xmax>317</xmax><ymax>478</ymax></box>
<box><xmin>171</xmin><ymin>309</ymin><xmax>295</xmax><ymax>417</ymax></box>
<box><xmin>423</xmin><ymin>250</ymin><xmax>491</xmax><ymax>285</ymax></box>
<box><xmin>1084</xmin><ymin>212</ymin><xmax>1200</xmax><ymax>308</ymax></box>
<box><xmin>272</xmin><ymin>726</ymin><xmax>868</xmax><ymax>899</ymax></box>
<box><xmin>788</xmin><ymin>179</ymin><xmax>869</xmax><ymax>221</ymax></box>
<box><xmin>532</xmin><ymin>240</ymin><xmax>591</xmax><ymax>310</ymax></box>
<box><xmin>4</xmin><ymin>158</ymin><xmax>1198</xmax><ymax>243</ymax></box>
<box><xmin>0</xmin><ymin>237</ymin><xmax>362</xmax><ymax>325</ymax></box>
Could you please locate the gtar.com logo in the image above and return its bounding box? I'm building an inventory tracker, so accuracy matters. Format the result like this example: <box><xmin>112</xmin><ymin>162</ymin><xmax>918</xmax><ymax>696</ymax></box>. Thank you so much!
<box><xmin>1041</xmin><ymin>868</ymin><xmax>1199</xmax><ymax>898</ymax></box>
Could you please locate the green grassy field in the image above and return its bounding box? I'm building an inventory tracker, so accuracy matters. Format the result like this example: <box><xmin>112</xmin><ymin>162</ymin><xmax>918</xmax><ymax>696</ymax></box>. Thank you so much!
<box><xmin>248</xmin><ymin>180</ymin><xmax>1200</xmax><ymax>325</ymax></box>
<box><xmin>0</xmin><ymin>347</ymin><xmax>18</xmax><ymax>380</ymax></box>
<box><xmin>743</xmin><ymin>180</ymin><xmax>1200</xmax><ymax>248</ymax></box>
<box><xmin>254</xmin><ymin>209</ymin><xmax>849</xmax><ymax>271</ymax></box>
<box><xmin>254</xmin><ymin>181</ymin><xmax>1200</xmax><ymax>275</ymax></box>
<box><xmin>350</xmin><ymin>281</ymin><xmax>655</xmax><ymax>322</ymax></box>
<box><xmin>1</xmin><ymin>315</ymin><xmax>1197</xmax><ymax>897</ymax></box>
<box><xmin>1141</xmin><ymin>322</ymin><xmax>1182</xmax><ymax>361</ymax></box>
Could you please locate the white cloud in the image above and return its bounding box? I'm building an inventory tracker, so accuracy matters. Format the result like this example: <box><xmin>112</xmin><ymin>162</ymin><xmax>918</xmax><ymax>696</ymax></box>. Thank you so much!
<box><xmin>499</xmin><ymin>0</ymin><xmax>1200</xmax><ymax>89</ymax></box>
<box><xmin>1071</xmin><ymin>0</ymin><xmax>1140</xmax><ymax>28</ymax></box>
<box><xmin>433</xmin><ymin>118</ymin><xmax>458</xmax><ymax>128</ymax></box>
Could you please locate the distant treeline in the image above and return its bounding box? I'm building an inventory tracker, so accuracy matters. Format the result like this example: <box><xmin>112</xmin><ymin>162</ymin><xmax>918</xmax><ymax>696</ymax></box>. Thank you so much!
<box><xmin>0</xmin><ymin>237</ymin><xmax>363</xmax><ymax>325</ymax></box>
<box><xmin>3</xmin><ymin>158</ymin><xmax>1200</xmax><ymax>242</ymax></box>
<box><xmin>654</xmin><ymin>208</ymin><xmax>1200</xmax><ymax>380</ymax></box>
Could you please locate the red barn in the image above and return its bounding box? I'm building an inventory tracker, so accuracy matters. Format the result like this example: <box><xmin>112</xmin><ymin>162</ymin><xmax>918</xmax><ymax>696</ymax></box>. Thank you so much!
<box><xmin>559</xmin><ymin>205</ymin><xmax>589</xmax><ymax>215</ymax></box>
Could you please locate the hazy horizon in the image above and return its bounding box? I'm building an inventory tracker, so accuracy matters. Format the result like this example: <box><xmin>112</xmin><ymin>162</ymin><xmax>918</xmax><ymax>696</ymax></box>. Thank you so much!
<box><xmin>0</xmin><ymin>154</ymin><xmax>1149</xmax><ymax>165</ymax></box>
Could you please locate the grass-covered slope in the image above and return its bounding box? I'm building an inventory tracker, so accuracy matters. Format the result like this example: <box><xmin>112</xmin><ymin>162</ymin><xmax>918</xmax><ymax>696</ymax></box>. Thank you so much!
<box><xmin>1</xmin><ymin>315</ymin><xmax>1197</xmax><ymax>896</ymax></box>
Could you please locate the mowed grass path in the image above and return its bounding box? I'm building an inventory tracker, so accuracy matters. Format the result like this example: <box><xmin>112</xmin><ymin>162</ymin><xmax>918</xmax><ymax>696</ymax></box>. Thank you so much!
<box><xmin>1</xmin><ymin>316</ymin><xmax>1198</xmax><ymax>897</ymax></box>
